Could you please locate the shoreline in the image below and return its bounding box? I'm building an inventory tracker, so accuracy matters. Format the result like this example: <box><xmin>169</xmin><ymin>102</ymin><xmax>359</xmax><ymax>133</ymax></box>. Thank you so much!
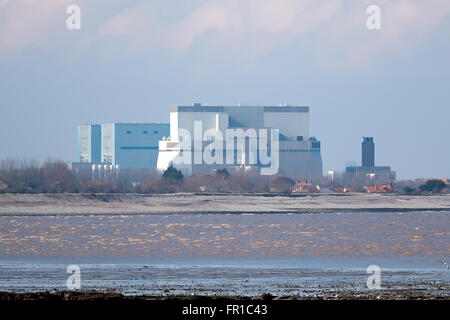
<box><xmin>0</xmin><ymin>290</ymin><xmax>448</xmax><ymax>301</ymax></box>
<box><xmin>1</xmin><ymin>262</ymin><xmax>448</xmax><ymax>300</ymax></box>
<box><xmin>0</xmin><ymin>193</ymin><xmax>449</xmax><ymax>216</ymax></box>
<box><xmin>0</xmin><ymin>208</ymin><xmax>448</xmax><ymax>217</ymax></box>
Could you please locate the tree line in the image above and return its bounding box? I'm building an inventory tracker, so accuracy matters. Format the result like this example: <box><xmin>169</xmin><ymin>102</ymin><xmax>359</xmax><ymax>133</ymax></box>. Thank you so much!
<box><xmin>0</xmin><ymin>159</ymin><xmax>447</xmax><ymax>194</ymax></box>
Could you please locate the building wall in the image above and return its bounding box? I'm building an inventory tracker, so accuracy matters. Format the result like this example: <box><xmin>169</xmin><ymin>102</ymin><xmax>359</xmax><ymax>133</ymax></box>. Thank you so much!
<box><xmin>90</xmin><ymin>125</ymin><xmax>101</xmax><ymax>163</ymax></box>
<box><xmin>102</xmin><ymin>123</ymin><xmax>169</xmax><ymax>169</ymax></box>
<box><xmin>263</xmin><ymin>112</ymin><xmax>309</xmax><ymax>139</ymax></box>
<box><xmin>171</xmin><ymin>111</ymin><xmax>221</xmax><ymax>141</ymax></box>
<box><xmin>159</xmin><ymin>105</ymin><xmax>321</xmax><ymax>178</ymax></box>
<box><xmin>159</xmin><ymin>138</ymin><xmax>323</xmax><ymax>179</ymax></box>
<box><xmin>101</xmin><ymin>123</ymin><xmax>115</xmax><ymax>164</ymax></box>
<box><xmin>362</xmin><ymin>137</ymin><xmax>375</xmax><ymax>167</ymax></box>
<box><xmin>225</xmin><ymin>106</ymin><xmax>264</xmax><ymax>128</ymax></box>
<box><xmin>278</xmin><ymin>140</ymin><xmax>322</xmax><ymax>179</ymax></box>
<box><xmin>171</xmin><ymin>105</ymin><xmax>308</xmax><ymax>139</ymax></box>
<box><xmin>169</xmin><ymin>111</ymin><xmax>178</xmax><ymax>140</ymax></box>
<box><xmin>78</xmin><ymin>124</ymin><xmax>101</xmax><ymax>163</ymax></box>
<box><xmin>78</xmin><ymin>125</ymin><xmax>91</xmax><ymax>162</ymax></box>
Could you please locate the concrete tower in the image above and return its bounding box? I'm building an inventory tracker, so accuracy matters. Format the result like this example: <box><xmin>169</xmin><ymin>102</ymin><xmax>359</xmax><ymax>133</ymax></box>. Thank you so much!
<box><xmin>362</xmin><ymin>137</ymin><xmax>375</xmax><ymax>168</ymax></box>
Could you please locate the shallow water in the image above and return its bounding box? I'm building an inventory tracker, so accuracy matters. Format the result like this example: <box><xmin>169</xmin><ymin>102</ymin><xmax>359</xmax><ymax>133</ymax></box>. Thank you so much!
<box><xmin>0</xmin><ymin>212</ymin><xmax>448</xmax><ymax>295</ymax></box>
<box><xmin>0</xmin><ymin>263</ymin><xmax>448</xmax><ymax>296</ymax></box>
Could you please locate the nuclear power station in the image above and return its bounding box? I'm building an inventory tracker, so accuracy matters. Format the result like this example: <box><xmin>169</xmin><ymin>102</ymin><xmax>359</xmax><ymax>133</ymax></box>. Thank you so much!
<box><xmin>157</xmin><ymin>104</ymin><xmax>322</xmax><ymax>179</ymax></box>
<box><xmin>74</xmin><ymin>103</ymin><xmax>396</xmax><ymax>185</ymax></box>
<box><xmin>75</xmin><ymin>103</ymin><xmax>323</xmax><ymax>179</ymax></box>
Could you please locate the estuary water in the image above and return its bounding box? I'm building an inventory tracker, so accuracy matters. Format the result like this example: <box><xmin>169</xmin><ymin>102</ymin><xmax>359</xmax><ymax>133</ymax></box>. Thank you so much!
<box><xmin>0</xmin><ymin>212</ymin><xmax>449</xmax><ymax>296</ymax></box>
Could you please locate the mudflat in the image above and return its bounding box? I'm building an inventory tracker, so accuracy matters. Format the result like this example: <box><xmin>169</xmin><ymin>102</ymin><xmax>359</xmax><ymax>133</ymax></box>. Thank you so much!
<box><xmin>0</xmin><ymin>193</ymin><xmax>449</xmax><ymax>215</ymax></box>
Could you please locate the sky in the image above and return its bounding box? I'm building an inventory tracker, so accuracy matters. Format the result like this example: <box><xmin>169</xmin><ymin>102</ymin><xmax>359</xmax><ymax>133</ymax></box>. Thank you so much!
<box><xmin>0</xmin><ymin>0</ymin><xmax>449</xmax><ymax>179</ymax></box>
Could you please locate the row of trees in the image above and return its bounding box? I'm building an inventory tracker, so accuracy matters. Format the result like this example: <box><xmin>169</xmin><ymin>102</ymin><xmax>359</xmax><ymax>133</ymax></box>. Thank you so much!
<box><xmin>0</xmin><ymin>159</ymin><xmax>448</xmax><ymax>194</ymax></box>
<box><xmin>135</xmin><ymin>166</ymin><xmax>272</xmax><ymax>194</ymax></box>
<box><xmin>0</xmin><ymin>159</ymin><xmax>78</xmax><ymax>193</ymax></box>
<box><xmin>0</xmin><ymin>161</ymin><xmax>269</xmax><ymax>194</ymax></box>
<box><xmin>0</xmin><ymin>161</ymin><xmax>297</xmax><ymax>194</ymax></box>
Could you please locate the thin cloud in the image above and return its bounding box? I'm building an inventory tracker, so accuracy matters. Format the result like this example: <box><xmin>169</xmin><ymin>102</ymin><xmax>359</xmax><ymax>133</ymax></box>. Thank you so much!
<box><xmin>0</xmin><ymin>0</ymin><xmax>72</xmax><ymax>52</ymax></box>
<box><xmin>1</xmin><ymin>0</ymin><xmax>449</xmax><ymax>68</ymax></box>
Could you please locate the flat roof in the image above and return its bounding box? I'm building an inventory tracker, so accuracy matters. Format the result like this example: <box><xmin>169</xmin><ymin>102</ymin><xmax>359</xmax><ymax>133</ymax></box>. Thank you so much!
<box><xmin>113</xmin><ymin>123</ymin><xmax>169</xmax><ymax>125</ymax></box>
<box><xmin>170</xmin><ymin>105</ymin><xmax>309</xmax><ymax>113</ymax></box>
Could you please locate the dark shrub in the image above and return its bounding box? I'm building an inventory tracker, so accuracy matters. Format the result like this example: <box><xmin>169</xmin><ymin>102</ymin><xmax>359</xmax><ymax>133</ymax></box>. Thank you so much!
<box><xmin>418</xmin><ymin>179</ymin><xmax>447</xmax><ymax>193</ymax></box>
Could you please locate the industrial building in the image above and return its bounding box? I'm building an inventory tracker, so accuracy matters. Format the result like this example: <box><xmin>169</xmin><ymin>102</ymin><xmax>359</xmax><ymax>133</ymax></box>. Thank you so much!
<box><xmin>77</xmin><ymin>123</ymin><xmax>169</xmax><ymax>171</ymax></box>
<box><xmin>78</xmin><ymin>124</ymin><xmax>101</xmax><ymax>163</ymax></box>
<box><xmin>157</xmin><ymin>104</ymin><xmax>322</xmax><ymax>179</ymax></box>
<box><xmin>101</xmin><ymin>123</ymin><xmax>169</xmax><ymax>169</ymax></box>
<box><xmin>328</xmin><ymin>137</ymin><xmax>396</xmax><ymax>185</ymax></box>
<box><xmin>362</xmin><ymin>137</ymin><xmax>375</xmax><ymax>168</ymax></box>
<box><xmin>351</xmin><ymin>136</ymin><xmax>396</xmax><ymax>181</ymax></box>
<box><xmin>69</xmin><ymin>162</ymin><xmax>119</xmax><ymax>183</ymax></box>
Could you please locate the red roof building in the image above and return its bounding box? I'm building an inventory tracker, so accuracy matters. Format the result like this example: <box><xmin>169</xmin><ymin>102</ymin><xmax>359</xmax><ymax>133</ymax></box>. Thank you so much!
<box><xmin>363</xmin><ymin>183</ymin><xmax>393</xmax><ymax>193</ymax></box>
<box><xmin>333</xmin><ymin>187</ymin><xmax>352</xmax><ymax>193</ymax></box>
<box><xmin>292</xmin><ymin>182</ymin><xmax>319</xmax><ymax>193</ymax></box>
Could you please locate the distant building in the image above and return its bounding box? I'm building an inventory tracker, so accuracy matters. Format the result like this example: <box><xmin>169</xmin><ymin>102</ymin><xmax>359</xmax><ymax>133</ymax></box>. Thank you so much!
<box><xmin>292</xmin><ymin>182</ymin><xmax>319</xmax><ymax>193</ymax></box>
<box><xmin>69</xmin><ymin>162</ymin><xmax>119</xmax><ymax>182</ymax></box>
<box><xmin>78</xmin><ymin>124</ymin><xmax>101</xmax><ymax>163</ymax></box>
<box><xmin>329</xmin><ymin>137</ymin><xmax>396</xmax><ymax>186</ymax></box>
<box><xmin>362</xmin><ymin>137</ymin><xmax>375</xmax><ymax>168</ymax></box>
<box><xmin>351</xmin><ymin>137</ymin><xmax>396</xmax><ymax>184</ymax></box>
<box><xmin>157</xmin><ymin>104</ymin><xmax>322</xmax><ymax>179</ymax></box>
<box><xmin>101</xmin><ymin>123</ymin><xmax>169</xmax><ymax>169</ymax></box>
<box><xmin>363</xmin><ymin>183</ymin><xmax>394</xmax><ymax>193</ymax></box>
<box><xmin>317</xmin><ymin>185</ymin><xmax>334</xmax><ymax>193</ymax></box>
<box><xmin>77</xmin><ymin>123</ymin><xmax>170</xmax><ymax>170</ymax></box>
<box><xmin>333</xmin><ymin>186</ymin><xmax>352</xmax><ymax>193</ymax></box>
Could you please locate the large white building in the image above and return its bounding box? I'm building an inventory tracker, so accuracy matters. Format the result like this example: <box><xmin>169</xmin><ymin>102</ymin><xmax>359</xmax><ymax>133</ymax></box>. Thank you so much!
<box><xmin>157</xmin><ymin>104</ymin><xmax>322</xmax><ymax>179</ymax></box>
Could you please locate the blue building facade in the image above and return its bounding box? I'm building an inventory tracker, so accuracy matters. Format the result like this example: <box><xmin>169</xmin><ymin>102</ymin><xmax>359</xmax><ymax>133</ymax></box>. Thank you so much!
<box><xmin>77</xmin><ymin>124</ymin><xmax>101</xmax><ymax>163</ymax></box>
<box><xmin>101</xmin><ymin>123</ymin><xmax>169</xmax><ymax>169</ymax></box>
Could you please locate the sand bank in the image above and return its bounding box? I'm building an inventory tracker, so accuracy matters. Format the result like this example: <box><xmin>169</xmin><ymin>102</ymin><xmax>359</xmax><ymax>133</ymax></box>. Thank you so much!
<box><xmin>0</xmin><ymin>193</ymin><xmax>449</xmax><ymax>215</ymax></box>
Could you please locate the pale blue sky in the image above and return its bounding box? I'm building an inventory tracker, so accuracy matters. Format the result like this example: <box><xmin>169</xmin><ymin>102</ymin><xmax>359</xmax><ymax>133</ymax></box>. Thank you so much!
<box><xmin>0</xmin><ymin>0</ymin><xmax>449</xmax><ymax>179</ymax></box>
